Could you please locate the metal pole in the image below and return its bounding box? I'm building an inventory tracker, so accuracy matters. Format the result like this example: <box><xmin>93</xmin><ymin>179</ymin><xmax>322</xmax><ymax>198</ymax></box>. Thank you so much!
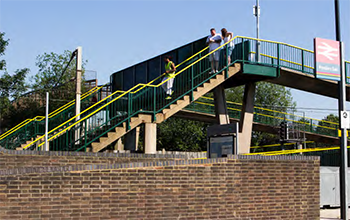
<box><xmin>335</xmin><ymin>0</ymin><xmax>348</xmax><ymax>219</ymax></box>
<box><xmin>45</xmin><ymin>92</ymin><xmax>49</xmax><ymax>151</ymax></box>
<box><xmin>255</xmin><ymin>0</ymin><xmax>260</xmax><ymax>62</ymax></box>
<box><xmin>75</xmin><ymin>46</ymin><xmax>82</xmax><ymax>121</ymax></box>
<box><xmin>303</xmin><ymin>111</ymin><xmax>306</xmax><ymax>149</ymax></box>
<box><xmin>75</xmin><ymin>47</ymin><xmax>82</xmax><ymax>143</ymax></box>
<box><xmin>235</xmin><ymin>122</ymin><xmax>239</xmax><ymax>155</ymax></box>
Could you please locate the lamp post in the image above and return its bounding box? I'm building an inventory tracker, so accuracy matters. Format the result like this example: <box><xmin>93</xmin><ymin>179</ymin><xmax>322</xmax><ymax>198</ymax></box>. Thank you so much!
<box><xmin>253</xmin><ymin>0</ymin><xmax>260</xmax><ymax>62</ymax></box>
<box><xmin>334</xmin><ymin>0</ymin><xmax>348</xmax><ymax>219</ymax></box>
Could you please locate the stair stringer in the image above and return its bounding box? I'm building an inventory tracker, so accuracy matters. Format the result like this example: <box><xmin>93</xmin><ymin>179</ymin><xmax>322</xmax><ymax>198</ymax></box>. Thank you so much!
<box><xmin>91</xmin><ymin>63</ymin><xmax>241</xmax><ymax>152</ymax></box>
<box><xmin>156</xmin><ymin>63</ymin><xmax>241</xmax><ymax>123</ymax></box>
<box><xmin>91</xmin><ymin>114</ymin><xmax>152</xmax><ymax>152</ymax></box>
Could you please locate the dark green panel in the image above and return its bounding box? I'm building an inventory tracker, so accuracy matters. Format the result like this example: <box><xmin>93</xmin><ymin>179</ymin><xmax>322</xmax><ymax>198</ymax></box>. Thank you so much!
<box><xmin>242</xmin><ymin>63</ymin><xmax>278</xmax><ymax>78</ymax></box>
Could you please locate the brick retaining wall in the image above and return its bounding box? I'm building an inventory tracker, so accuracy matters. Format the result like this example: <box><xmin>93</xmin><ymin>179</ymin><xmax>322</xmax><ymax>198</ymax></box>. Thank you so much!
<box><xmin>0</xmin><ymin>155</ymin><xmax>320</xmax><ymax>220</ymax></box>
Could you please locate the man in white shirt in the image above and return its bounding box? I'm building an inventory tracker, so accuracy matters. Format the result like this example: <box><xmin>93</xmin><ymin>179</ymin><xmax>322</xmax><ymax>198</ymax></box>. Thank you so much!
<box><xmin>206</xmin><ymin>28</ymin><xmax>222</xmax><ymax>74</ymax></box>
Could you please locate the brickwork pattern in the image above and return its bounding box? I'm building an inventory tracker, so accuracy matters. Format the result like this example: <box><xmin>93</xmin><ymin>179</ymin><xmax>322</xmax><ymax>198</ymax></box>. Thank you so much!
<box><xmin>0</xmin><ymin>147</ymin><xmax>190</xmax><ymax>171</ymax></box>
<box><xmin>0</xmin><ymin>155</ymin><xmax>320</xmax><ymax>220</ymax></box>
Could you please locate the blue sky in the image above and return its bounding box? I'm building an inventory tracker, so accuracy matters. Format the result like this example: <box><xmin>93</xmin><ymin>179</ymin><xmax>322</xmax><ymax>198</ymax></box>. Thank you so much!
<box><xmin>1</xmin><ymin>0</ymin><xmax>349</xmax><ymax>119</ymax></box>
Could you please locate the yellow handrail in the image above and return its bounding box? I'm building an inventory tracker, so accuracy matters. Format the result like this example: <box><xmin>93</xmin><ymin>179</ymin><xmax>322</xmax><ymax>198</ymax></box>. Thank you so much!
<box><xmin>245</xmin><ymin>145</ymin><xmax>347</xmax><ymax>156</ymax></box>
<box><xmin>24</xmin><ymin>43</ymin><xmax>214</xmax><ymax>149</ymax></box>
<box><xmin>0</xmin><ymin>86</ymin><xmax>103</xmax><ymax>140</ymax></box>
<box><xmin>198</xmin><ymin>96</ymin><xmax>338</xmax><ymax>125</ymax></box>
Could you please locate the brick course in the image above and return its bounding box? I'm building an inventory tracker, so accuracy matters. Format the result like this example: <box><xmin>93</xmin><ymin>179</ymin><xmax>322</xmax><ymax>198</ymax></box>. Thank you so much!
<box><xmin>0</xmin><ymin>155</ymin><xmax>320</xmax><ymax>220</ymax></box>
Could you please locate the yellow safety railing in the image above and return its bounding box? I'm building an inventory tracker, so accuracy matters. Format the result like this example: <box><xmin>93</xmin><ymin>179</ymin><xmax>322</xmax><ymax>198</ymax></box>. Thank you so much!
<box><xmin>250</xmin><ymin>141</ymin><xmax>314</xmax><ymax>149</ymax></box>
<box><xmin>245</xmin><ymin>145</ymin><xmax>348</xmax><ymax>156</ymax></box>
<box><xmin>194</xmin><ymin>96</ymin><xmax>337</xmax><ymax>131</ymax></box>
<box><xmin>0</xmin><ymin>86</ymin><xmax>104</xmax><ymax>141</ymax></box>
<box><xmin>24</xmin><ymin>43</ymin><xmax>214</xmax><ymax>149</ymax></box>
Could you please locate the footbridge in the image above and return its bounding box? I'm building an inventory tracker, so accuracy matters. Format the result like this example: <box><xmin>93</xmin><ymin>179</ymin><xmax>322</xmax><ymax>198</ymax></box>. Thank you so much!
<box><xmin>0</xmin><ymin>36</ymin><xmax>349</xmax><ymax>154</ymax></box>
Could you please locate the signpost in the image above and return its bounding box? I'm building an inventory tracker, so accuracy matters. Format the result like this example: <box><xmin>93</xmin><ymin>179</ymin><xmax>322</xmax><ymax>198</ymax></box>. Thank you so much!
<box><xmin>314</xmin><ymin>38</ymin><xmax>341</xmax><ymax>81</ymax></box>
<box><xmin>315</xmin><ymin>36</ymin><xmax>347</xmax><ymax>219</ymax></box>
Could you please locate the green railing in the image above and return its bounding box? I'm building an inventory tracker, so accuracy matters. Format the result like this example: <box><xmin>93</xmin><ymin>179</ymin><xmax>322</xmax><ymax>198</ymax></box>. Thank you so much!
<box><xmin>0</xmin><ymin>85</ymin><xmax>108</xmax><ymax>150</ymax></box>
<box><xmin>22</xmin><ymin>36</ymin><xmax>348</xmax><ymax>151</ymax></box>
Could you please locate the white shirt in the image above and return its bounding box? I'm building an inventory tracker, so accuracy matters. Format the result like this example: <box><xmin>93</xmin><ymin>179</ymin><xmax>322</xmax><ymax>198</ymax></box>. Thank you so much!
<box><xmin>224</xmin><ymin>35</ymin><xmax>234</xmax><ymax>47</ymax></box>
<box><xmin>206</xmin><ymin>34</ymin><xmax>222</xmax><ymax>51</ymax></box>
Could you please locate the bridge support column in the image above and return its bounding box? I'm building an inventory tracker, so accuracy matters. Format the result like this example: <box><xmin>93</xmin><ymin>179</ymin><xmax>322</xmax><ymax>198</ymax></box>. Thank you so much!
<box><xmin>124</xmin><ymin>127</ymin><xmax>140</xmax><ymax>152</ymax></box>
<box><xmin>239</xmin><ymin>82</ymin><xmax>256</xmax><ymax>154</ymax></box>
<box><xmin>213</xmin><ymin>85</ymin><xmax>230</xmax><ymax>125</ymax></box>
<box><xmin>114</xmin><ymin>139</ymin><xmax>124</xmax><ymax>151</ymax></box>
<box><xmin>145</xmin><ymin>123</ymin><xmax>157</xmax><ymax>154</ymax></box>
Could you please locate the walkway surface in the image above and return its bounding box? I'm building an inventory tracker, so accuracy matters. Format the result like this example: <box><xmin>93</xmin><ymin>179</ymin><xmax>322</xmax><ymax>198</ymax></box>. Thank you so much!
<box><xmin>320</xmin><ymin>208</ymin><xmax>350</xmax><ymax>219</ymax></box>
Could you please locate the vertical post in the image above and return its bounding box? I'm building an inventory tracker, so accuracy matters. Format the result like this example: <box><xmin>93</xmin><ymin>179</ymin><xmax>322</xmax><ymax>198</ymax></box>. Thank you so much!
<box><xmin>75</xmin><ymin>47</ymin><xmax>82</xmax><ymax>144</ymax></box>
<box><xmin>334</xmin><ymin>0</ymin><xmax>348</xmax><ymax>219</ymax></box>
<box><xmin>45</xmin><ymin>92</ymin><xmax>49</xmax><ymax>151</ymax></box>
<box><xmin>75</xmin><ymin>46</ymin><xmax>82</xmax><ymax>121</ymax></box>
<box><xmin>301</xmin><ymin>50</ymin><xmax>305</xmax><ymax>73</ymax></box>
<box><xmin>254</xmin><ymin>0</ymin><xmax>260</xmax><ymax>62</ymax></box>
<box><xmin>235</xmin><ymin>122</ymin><xmax>239</xmax><ymax>155</ymax></box>
<box><xmin>145</xmin><ymin>123</ymin><xmax>157</xmax><ymax>154</ymax></box>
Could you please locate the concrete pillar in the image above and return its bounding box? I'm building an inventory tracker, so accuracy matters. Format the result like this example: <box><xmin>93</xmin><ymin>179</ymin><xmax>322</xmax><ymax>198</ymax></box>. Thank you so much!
<box><xmin>124</xmin><ymin>127</ymin><xmax>138</xmax><ymax>151</ymax></box>
<box><xmin>213</xmin><ymin>85</ymin><xmax>230</xmax><ymax>125</ymax></box>
<box><xmin>145</xmin><ymin>123</ymin><xmax>157</xmax><ymax>154</ymax></box>
<box><xmin>239</xmin><ymin>82</ymin><xmax>256</xmax><ymax>154</ymax></box>
<box><xmin>135</xmin><ymin>126</ymin><xmax>140</xmax><ymax>151</ymax></box>
<box><xmin>114</xmin><ymin>139</ymin><xmax>124</xmax><ymax>151</ymax></box>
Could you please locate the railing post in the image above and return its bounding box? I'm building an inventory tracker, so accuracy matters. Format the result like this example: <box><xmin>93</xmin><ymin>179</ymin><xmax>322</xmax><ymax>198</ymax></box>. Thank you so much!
<box><xmin>84</xmin><ymin>118</ymin><xmax>87</xmax><ymax>151</ymax></box>
<box><xmin>310</xmin><ymin>119</ymin><xmax>313</xmax><ymax>132</ymax></box>
<box><xmin>277</xmin><ymin>44</ymin><xmax>280</xmax><ymax>76</ymax></box>
<box><xmin>225</xmin><ymin>45</ymin><xmax>229</xmax><ymax>79</ymax></box>
<box><xmin>301</xmin><ymin>49</ymin><xmax>305</xmax><ymax>73</ymax></box>
<box><xmin>153</xmin><ymin>87</ymin><xmax>156</xmax><ymax>122</ymax></box>
<box><xmin>191</xmin><ymin>66</ymin><xmax>194</xmax><ymax>102</ymax></box>
<box><xmin>199</xmin><ymin>53</ymin><xmax>202</xmax><ymax>74</ymax></box>
<box><xmin>127</xmin><ymin>92</ymin><xmax>131</xmax><ymax>130</ymax></box>
<box><xmin>242</xmin><ymin>39</ymin><xmax>245</xmax><ymax>63</ymax></box>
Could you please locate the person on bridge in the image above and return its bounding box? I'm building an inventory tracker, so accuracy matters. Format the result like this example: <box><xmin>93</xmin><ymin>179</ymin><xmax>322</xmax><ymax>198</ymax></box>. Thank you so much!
<box><xmin>221</xmin><ymin>28</ymin><xmax>234</xmax><ymax>65</ymax></box>
<box><xmin>162</xmin><ymin>55</ymin><xmax>176</xmax><ymax>100</ymax></box>
<box><xmin>206</xmin><ymin>28</ymin><xmax>222</xmax><ymax>74</ymax></box>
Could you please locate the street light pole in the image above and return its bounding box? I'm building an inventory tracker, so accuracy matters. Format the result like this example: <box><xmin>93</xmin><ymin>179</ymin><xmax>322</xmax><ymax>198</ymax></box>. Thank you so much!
<box><xmin>254</xmin><ymin>0</ymin><xmax>260</xmax><ymax>62</ymax></box>
<box><xmin>334</xmin><ymin>0</ymin><xmax>348</xmax><ymax>219</ymax></box>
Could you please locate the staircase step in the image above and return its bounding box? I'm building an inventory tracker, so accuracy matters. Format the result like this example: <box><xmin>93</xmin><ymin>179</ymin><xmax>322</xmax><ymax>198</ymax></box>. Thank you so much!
<box><xmin>196</xmin><ymin>86</ymin><xmax>205</xmax><ymax>92</ymax></box>
<box><xmin>99</xmin><ymin>137</ymin><xmax>109</xmax><ymax>143</ymax></box>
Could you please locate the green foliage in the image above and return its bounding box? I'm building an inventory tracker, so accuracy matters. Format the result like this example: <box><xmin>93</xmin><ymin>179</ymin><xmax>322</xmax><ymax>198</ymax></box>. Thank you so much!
<box><xmin>32</xmin><ymin>50</ymin><xmax>85</xmax><ymax>91</ymax></box>
<box><xmin>0</xmin><ymin>32</ymin><xmax>29</xmax><ymax>132</ymax></box>
<box><xmin>0</xmin><ymin>32</ymin><xmax>9</xmax><ymax>71</ymax></box>
<box><xmin>316</xmin><ymin>114</ymin><xmax>339</xmax><ymax>137</ymax></box>
<box><xmin>30</xmin><ymin>50</ymin><xmax>89</xmax><ymax>111</ymax></box>
<box><xmin>157</xmin><ymin>118</ymin><xmax>208</xmax><ymax>151</ymax></box>
<box><xmin>226</xmin><ymin>82</ymin><xmax>295</xmax><ymax>110</ymax></box>
<box><xmin>227</xmin><ymin>82</ymin><xmax>295</xmax><ymax>147</ymax></box>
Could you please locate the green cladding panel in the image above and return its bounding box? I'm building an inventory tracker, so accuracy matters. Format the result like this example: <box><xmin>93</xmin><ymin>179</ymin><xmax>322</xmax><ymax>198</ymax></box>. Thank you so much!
<box><xmin>242</xmin><ymin>63</ymin><xmax>278</xmax><ymax>78</ymax></box>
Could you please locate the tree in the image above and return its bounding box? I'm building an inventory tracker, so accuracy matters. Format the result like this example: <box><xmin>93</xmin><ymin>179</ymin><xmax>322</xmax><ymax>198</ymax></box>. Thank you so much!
<box><xmin>31</xmin><ymin>50</ymin><xmax>88</xmax><ymax>104</ymax></box>
<box><xmin>316</xmin><ymin>114</ymin><xmax>339</xmax><ymax>137</ymax></box>
<box><xmin>226</xmin><ymin>82</ymin><xmax>296</xmax><ymax>147</ymax></box>
<box><xmin>157</xmin><ymin>118</ymin><xmax>208</xmax><ymax>152</ymax></box>
<box><xmin>0</xmin><ymin>32</ymin><xmax>29</xmax><ymax>132</ymax></box>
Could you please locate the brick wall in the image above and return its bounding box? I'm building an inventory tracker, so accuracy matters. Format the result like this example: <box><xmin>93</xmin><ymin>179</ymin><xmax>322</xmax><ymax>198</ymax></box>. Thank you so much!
<box><xmin>0</xmin><ymin>147</ymin><xmax>187</xmax><ymax>170</ymax></box>
<box><xmin>0</xmin><ymin>155</ymin><xmax>320</xmax><ymax>220</ymax></box>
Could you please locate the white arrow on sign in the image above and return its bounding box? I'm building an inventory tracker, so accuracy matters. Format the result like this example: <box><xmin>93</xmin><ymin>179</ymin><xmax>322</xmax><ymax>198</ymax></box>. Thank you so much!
<box><xmin>317</xmin><ymin>42</ymin><xmax>339</xmax><ymax>61</ymax></box>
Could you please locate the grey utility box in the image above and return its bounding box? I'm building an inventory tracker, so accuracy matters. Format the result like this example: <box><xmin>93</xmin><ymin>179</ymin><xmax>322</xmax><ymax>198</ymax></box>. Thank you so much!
<box><xmin>207</xmin><ymin>123</ymin><xmax>239</xmax><ymax>158</ymax></box>
<box><xmin>320</xmin><ymin>166</ymin><xmax>350</xmax><ymax>207</ymax></box>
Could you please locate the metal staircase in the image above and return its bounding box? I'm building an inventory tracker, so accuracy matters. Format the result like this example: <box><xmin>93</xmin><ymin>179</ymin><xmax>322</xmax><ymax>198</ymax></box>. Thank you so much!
<box><xmin>0</xmin><ymin>86</ymin><xmax>107</xmax><ymax>150</ymax></box>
